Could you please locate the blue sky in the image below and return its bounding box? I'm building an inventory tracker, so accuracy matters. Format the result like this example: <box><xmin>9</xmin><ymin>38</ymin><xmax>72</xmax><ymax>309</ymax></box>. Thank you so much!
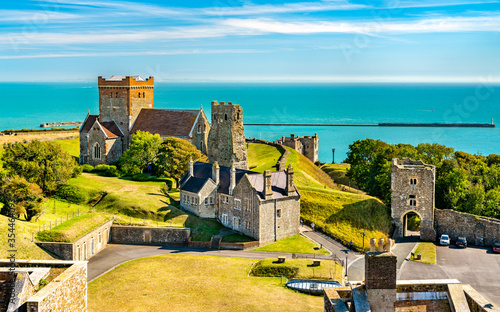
<box><xmin>1</xmin><ymin>0</ymin><xmax>499</xmax><ymax>82</ymax></box>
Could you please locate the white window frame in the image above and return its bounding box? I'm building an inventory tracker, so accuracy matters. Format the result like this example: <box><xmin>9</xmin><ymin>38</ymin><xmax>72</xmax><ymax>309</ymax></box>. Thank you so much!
<box><xmin>205</xmin><ymin>198</ymin><xmax>209</xmax><ymax>205</ymax></box>
<box><xmin>234</xmin><ymin>199</ymin><xmax>241</xmax><ymax>210</ymax></box>
<box><xmin>209</xmin><ymin>197</ymin><xmax>214</xmax><ymax>204</ymax></box>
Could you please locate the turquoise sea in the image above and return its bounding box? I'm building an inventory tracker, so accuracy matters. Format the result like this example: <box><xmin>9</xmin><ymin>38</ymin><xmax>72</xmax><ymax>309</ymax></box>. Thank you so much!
<box><xmin>1</xmin><ymin>83</ymin><xmax>499</xmax><ymax>162</ymax></box>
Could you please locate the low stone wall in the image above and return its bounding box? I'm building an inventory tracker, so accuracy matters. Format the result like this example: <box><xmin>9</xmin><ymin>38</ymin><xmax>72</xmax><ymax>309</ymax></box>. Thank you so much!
<box><xmin>434</xmin><ymin>209</ymin><xmax>500</xmax><ymax>246</ymax></box>
<box><xmin>219</xmin><ymin>241</ymin><xmax>260</xmax><ymax>250</ymax></box>
<box><xmin>187</xmin><ymin>239</ymin><xmax>212</xmax><ymax>249</ymax></box>
<box><xmin>25</xmin><ymin>262</ymin><xmax>87</xmax><ymax>312</ymax></box>
<box><xmin>462</xmin><ymin>284</ymin><xmax>500</xmax><ymax>312</ymax></box>
<box><xmin>36</xmin><ymin>218</ymin><xmax>113</xmax><ymax>261</ymax></box>
<box><xmin>110</xmin><ymin>225</ymin><xmax>190</xmax><ymax>245</ymax></box>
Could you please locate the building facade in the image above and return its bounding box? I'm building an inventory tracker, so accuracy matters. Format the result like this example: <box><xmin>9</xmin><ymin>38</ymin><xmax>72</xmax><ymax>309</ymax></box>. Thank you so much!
<box><xmin>391</xmin><ymin>158</ymin><xmax>436</xmax><ymax>242</ymax></box>
<box><xmin>180</xmin><ymin>161</ymin><xmax>300</xmax><ymax>243</ymax></box>
<box><xmin>276</xmin><ymin>133</ymin><xmax>319</xmax><ymax>163</ymax></box>
<box><xmin>79</xmin><ymin>75</ymin><xmax>209</xmax><ymax>166</ymax></box>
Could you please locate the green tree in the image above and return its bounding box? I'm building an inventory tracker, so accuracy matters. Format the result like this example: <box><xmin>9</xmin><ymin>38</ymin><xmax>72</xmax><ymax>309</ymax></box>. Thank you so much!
<box><xmin>484</xmin><ymin>187</ymin><xmax>500</xmax><ymax>218</ymax></box>
<box><xmin>120</xmin><ymin>131</ymin><xmax>163</xmax><ymax>175</ymax></box>
<box><xmin>2</xmin><ymin>140</ymin><xmax>77</xmax><ymax>193</ymax></box>
<box><xmin>155</xmin><ymin>137</ymin><xmax>208</xmax><ymax>188</ymax></box>
<box><xmin>0</xmin><ymin>176</ymin><xmax>43</xmax><ymax>221</ymax></box>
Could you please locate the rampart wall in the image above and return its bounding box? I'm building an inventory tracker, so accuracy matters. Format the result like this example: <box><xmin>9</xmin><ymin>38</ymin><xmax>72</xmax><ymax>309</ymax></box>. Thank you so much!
<box><xmin>110</xmin><ymin>225</ymin><xmax>190</xmax><ymax>245</ymax></box>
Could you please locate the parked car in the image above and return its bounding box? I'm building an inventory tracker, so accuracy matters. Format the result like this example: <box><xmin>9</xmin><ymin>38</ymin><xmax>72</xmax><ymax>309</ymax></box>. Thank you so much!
<box><xmin>456</xmin><ymin>237</ymin><xmax>467</xmax><ymax>248</ymax></box>
<box><xmin>439</xmin><ymin>234</ymin><xmax>450</xmax><ymax>246</ymax></box>
<box><xmin>493</xmin><ymin>242</ymin><xmax>500</xmax><ymax>253</ymax></box>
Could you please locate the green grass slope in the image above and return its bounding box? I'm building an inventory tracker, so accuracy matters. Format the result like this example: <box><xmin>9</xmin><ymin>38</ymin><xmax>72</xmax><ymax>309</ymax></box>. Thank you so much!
<box><xmin>52</xmin><ymin>138</ymin><xmax>80</xmax><ymax>158</ymax></box>
<box><xmin>36</xmin><ymin>213</ymin><xmax>112</xmax><ymax>242</ymax></box>
<box><xmin>247</xmin><ymin>143</ymin><xmax>282</xmax><ymax>172</ymax></box>
<box><xmin>248</xmin><ymin>143</ymin><xmax>392</xmax><ymax>251</ymax></box>
<box><xmin>0</xmin><ymin>215</ymin><xmax>54</xmax><ymax>260</ymax></box>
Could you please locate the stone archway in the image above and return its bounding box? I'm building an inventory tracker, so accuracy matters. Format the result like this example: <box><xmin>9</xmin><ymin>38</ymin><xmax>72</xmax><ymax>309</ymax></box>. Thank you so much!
<box><xmin>401</xmin><ymin>210</ymin><xmax>422</xmax><ymax>237</ymax></box>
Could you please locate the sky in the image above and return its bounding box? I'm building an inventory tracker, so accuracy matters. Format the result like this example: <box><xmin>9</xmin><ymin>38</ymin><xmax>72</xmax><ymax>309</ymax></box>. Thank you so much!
<box><xmin>0</xmin><ymin>0</ymin><xmax>499</xmax><ymax>82</ymax></box>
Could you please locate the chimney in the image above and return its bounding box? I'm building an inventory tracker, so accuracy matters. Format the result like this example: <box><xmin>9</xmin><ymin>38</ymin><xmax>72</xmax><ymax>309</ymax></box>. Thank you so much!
<box><xmin>370</xmin><ymin>238</ymin><xmax>376</xmax><ymax>252</ymax></box>
<box><xmin>377</xmin><ymin>238</ymin><xmax>385</xmax><ymax>252</ymax></box>
<box><xmin>229</xmin><ymin>164</ymin><xmax>236</xmax><ymax>195</ymax></box>
<box><xmin>365</xmin><ymin>238</ymin><xmax>397</xmax><ymax>312</ymax></box>
<box><xmin>188</xmin><ymin>157</ymin><xmax>194</xmax><ymax>177</ymax></box>
<box><xmin>264</xmin><ymin>170</ymin><xmax>273</xmax><ymax>200</ymax></box>
<box><xmin>212</xmin><ymin>161</ymin><xmax>220</xmax><ymax>185</ymax></box>
<box><xmin>285</xmin><ymin>165</ymin><xmax>295</xmax><ymax>196</ymax></box>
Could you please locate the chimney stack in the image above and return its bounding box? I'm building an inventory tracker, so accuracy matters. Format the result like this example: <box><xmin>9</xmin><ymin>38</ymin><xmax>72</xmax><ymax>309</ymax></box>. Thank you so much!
<box><xmin>285</xmin><ymin>165</ymin><xmax>295</xmax><ymax>196</ymax></box>
<box><xmin>264</xmin><ymin>170</ymin><xmax>273</xmax><ymax>200</ymax></box>
<box><xmin>212</xmin><ymin>161</ymin><xmax>220</xmax><ymax>185</ymax></box>
<box><xmin>188</xmin><ymin>157</ymin><xmax>194</xmax><ymax>177</ymax></box>
<box><xmin>229</xmin><ymin>164</ymin><xmax>236</xmax><ymax>195</ymax></box>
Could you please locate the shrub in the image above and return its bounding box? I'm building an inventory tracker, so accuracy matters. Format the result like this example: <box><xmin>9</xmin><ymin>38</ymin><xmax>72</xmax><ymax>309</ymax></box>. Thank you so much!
<box><xmin>55</xmin><ymin>185</ymin><xmax>89</xmax><ymax>204</ymax></box>
<box><xmin>251</xmin><ymin>262</ymin><xmax>298</xmax><ymax>279</ymax></box>
<box><xmin>81</xmin><ymin>164</ymin><xmax>94</xmax><ymax>173</ymax></box>
<box><xmin>103</xmin><ymin>166</ymin><xmax>121</xmax><ymax>177</ymax></box>
<box><xmin>72</xmin><ymin>165</ymin><xmax>83</xmax><ymax>177</ymax></box>
<box><xmin>93</xmin><ymin>164</ymin><xmax>111</xmax><ymax>172</ymax></box>
<box><xmin>131</xmin><ymin>173</ymin><xmax>152</xmax><ymax>181</ymax></box>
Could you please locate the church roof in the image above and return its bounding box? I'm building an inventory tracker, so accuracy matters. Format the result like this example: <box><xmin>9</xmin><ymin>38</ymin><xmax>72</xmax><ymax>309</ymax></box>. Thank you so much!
<box><xmin>80</xmin><ymin>115</ymin><xmax>123</xmax><ymax>138</ymax></box>
<box><xmin>131</xmin><ymin>108</ymin><xmax>200</xmax><ymax>137</ymax></box>
<box><xmin>180</xmin><ymin>162</ymin><xmax>296</xmax><ymax>200</ymax></box>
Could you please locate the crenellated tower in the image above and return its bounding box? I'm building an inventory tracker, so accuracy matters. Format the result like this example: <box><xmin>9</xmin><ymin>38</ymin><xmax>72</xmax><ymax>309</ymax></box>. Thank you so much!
<box><xmin>98</xmin><ymin>75</ymin><xmax>154</xmax><ymax>147</ymax></box>
<box><xmin>207</xmin><ymin>101</ymin><xmax>248</xmax><ymax>170</ymax></box>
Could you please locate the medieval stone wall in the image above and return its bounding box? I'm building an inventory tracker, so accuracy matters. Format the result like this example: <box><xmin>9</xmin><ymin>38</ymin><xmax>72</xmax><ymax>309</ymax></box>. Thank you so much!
<box><xmin>207</xmin><ymin>101</ymin><xmax>248</xmax><ymax>169</ymax></box>
<box><xmin>191</xmin><ymin>111</ymin><xmax>210</xmax><ymax>154</ymax></box>
<box><xmin>104</xmin><ymin>137</ymin><xmax>123</xmax><ymax>164</ymax></box>
<box><xmin>258</xmin><ymin>196</ymin><xmax>300</xmax><ymax>243</ymax></box>
<box><xmin>86</xmin><ymin>122</ymin><xmax>107</xmax><ymax>166</ymax></box>
<box><xmin>25</xmin><ymin>262</ymin><xmax>87</xmax><ymax>312</ymax></box>
<box><xmin>434</xmin><ymin>209</ymin><xmax>500</xmax><ymax>246</ymax></box>
<box><xmin>110</xmin><ymin>225</ymin><xmax>190</xmax><ymax>245</ymax></box>
<box><xmin>276</xmin><ymin>134</ymin><xmax>319</xmax><ymax>163</ymax></box>
<box><xmin>391</xmin><ymin>158</ymin><xmax>436</xmax><ymax>241</ymax></box>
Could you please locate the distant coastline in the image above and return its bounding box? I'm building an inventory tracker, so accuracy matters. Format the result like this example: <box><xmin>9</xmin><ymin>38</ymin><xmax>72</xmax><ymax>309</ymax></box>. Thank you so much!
<box><xmin>246</xmin><ymin>122</ymin><xmax>495</xmax><ymax>128</ymax></box>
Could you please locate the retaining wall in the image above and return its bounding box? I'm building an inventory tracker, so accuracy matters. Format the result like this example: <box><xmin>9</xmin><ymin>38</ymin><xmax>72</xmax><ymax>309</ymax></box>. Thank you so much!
<box><xmin>434</xmin><ymin>209</ymin><xmax>500</xmax><ymax>246</ymax></box>
<box><xmin>110</xmin><ymin>225</ymin><xmax>190</xmax><ymax>245</ymax></box>
<box><xmin>36</xmin><ymin>218</ymin><xmax>113</xmax><ymax>261</ymax></box>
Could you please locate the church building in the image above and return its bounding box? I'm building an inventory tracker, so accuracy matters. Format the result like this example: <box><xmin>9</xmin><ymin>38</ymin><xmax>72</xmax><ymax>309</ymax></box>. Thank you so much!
<box><xmin>79</xmin><ymin>75</ymin><xmax>209</xmax><ymax>166</ymax></box>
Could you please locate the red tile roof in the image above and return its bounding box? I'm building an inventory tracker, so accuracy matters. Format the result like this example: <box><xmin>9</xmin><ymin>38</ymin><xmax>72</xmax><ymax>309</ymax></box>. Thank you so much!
<box><xmin>100</xmin><ymin>121</ymin><xmax>123</xmax><ymax>138</ymax></box>
<box><xmin>131</xmin><ymin>109</ymin><xmax>199</xmax><ymax>137</ymax></box>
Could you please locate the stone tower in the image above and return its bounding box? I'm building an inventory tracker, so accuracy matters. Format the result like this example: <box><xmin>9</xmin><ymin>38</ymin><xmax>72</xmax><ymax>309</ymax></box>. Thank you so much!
<box><xmin>98</xmin><ymin>75</ymin><xmax>154</xmax><ymax>147</ymax></box>
<box><xmin>391</xmin><ymin>158</ymin><xmax>436</xmax><ymax>242</ymax></box>
<box><xmin>207</xmin><ymin>101</ymin><xmax>248</xmax><ymax>170</ymax></box>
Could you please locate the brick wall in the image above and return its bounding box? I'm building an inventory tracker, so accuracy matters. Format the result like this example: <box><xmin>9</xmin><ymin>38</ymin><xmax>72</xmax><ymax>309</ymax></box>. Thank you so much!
<box><xmin>110</xmin><ymin>226</ymin><xmax>190</xmax><ymax>245</ymax></box>
<box><xmin>435</xmin><ymin>209</ymin><xmax>500</xmax><ymax>246</ymax></box>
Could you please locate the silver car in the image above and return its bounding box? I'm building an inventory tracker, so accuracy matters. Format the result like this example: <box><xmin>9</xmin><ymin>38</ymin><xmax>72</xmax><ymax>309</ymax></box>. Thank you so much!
<box><xmin>440</xmin><ymin>234</ymin><xmax>450</xmax><ymax>246</ymax></box>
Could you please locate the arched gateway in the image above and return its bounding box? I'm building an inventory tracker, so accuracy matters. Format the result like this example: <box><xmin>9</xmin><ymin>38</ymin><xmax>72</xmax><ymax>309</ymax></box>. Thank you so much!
<box><xmin>391</xmin><ymin>158</ymin><xmax>436</xmax><ymax>241</ymax></box>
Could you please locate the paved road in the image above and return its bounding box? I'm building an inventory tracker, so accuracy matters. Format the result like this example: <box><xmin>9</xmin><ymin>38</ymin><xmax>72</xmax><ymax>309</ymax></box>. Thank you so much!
<box><xmin>399</xmin><ymin>244</ymin><xmax>500</xmax><ymax>307</ymax></box>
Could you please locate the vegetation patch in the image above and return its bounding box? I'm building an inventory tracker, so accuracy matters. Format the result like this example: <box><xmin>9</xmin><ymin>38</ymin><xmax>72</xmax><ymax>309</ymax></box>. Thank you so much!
<box><xmin>52</xmin><ymin>138</ymin><xmax>80</xmax><ymax>159</ymax></box>
<box><xmin>252</xmin><ymin>258</ymin><xmax>343</xmax><ymax>281</ymax></box>
<box><xmin>221</xmin><ymin>233</ymin><xmax>254</xmax><ymax>243</ymax></box>
<box><xmin>88</xmin><ymin>255</ymin><xmax>323</xmax><ymax>312</ymax></box>
<box><xmin>412</xmin><ymin>242</ymin><xmax>436</xmax><ymax>264</ymax></box>
<box><xmin>36</xmin><ymin>213</ymin><xmax>111</xmax><ymax>242</ymax></box>
<box><xmin>321</xmin><ymin>163</ymin><xmax>358</xmax><ymax>188</ymax></box>
<box><xmin>247</xmin><ymin>143</ymin><xmax>282</xmax><ymax>172</ymax></box>
<box><xmin>253</xmin><ymin>234</ymin><xmax>329</xmax><ymax>255</ymax></box>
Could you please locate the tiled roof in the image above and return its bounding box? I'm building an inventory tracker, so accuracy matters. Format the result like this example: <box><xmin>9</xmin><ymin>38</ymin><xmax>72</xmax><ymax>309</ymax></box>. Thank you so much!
<box><xmin>100</xmin><ymin>121</ymin><xmax>123</xmax><ymax>138</ymax></box>
<box><xmin>181</xmin><ymin>177</ymin><xmax>208</xmax><ymax>193</ymax></box>
<box><xmin>181</xmin><ymin>162</ymin><xmax>296</xmax><ymax>200</ymax></box>
<box><xmin>131</xmin><ymin>109</ymin><xmax>199</xmax><ymax>137</ymax></box>
<box><xmin>80</xmin><ymin>115</ymin><xmax>98</xmax><ymax>133</ymax></box>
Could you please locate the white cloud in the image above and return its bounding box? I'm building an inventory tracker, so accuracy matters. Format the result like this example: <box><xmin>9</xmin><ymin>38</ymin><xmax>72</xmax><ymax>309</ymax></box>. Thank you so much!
<box><xmin>0</xmin><ymin>10</ymin><xmax>78</xmax><ymax>22</ymax></box>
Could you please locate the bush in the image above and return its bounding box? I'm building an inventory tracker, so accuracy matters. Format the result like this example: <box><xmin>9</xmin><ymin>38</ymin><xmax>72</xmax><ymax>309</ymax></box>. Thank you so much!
<box><xmin>103</xmin><ymin>166</ymin><xmax>121</xmax><ymax>177</ymax></box>
<box><xmin>131</xmin><ymin>173</ymin><xmax>152</xmax><ymax>181</ymax></box>
<box><xmin>93</xmin><ymin>164</ymin><xmax>111</xmax><ymax>172</ymax></box>
<box><xmin>72</xmin><ymin>165</ymin><xmax>83</xmax><ymax>177</ymax></box>
<box><xmin>55</xmin><ymin>185</ymin><xmax>89</xmax><ymax>204</ymax></box>
<box><xmin>251</xmin><ymin>262</ymin><xmax>298</xmax><ymax>279</ymax></box>
<box><xmin>81</xmin><ymin>164</ymin><xmax>94</xmax><ymax>173</ymax></box>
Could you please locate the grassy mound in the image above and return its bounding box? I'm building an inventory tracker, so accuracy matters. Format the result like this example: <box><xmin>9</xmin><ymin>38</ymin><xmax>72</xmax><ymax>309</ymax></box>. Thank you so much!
<box><xmin>253</xmin><ymin>234</ymin><xmax>329</xmax><ymax>255</ymax></box>
<box><xmin>88</xmin><ymin>255</ymin><xmax>324</xmax><ymax>312</ymax></box>
<box><xmin>320</xmin><ymin>163</ymin><xmax>358</xmax><ymax>188</ymax></box>
<box><xmin>247</xmin><ymin>143</ymin><xmax>282</xmax><ymax>172</ymax></box>
<box><xmin>0</xmin><ymin>215</ymin><xmax>53</xmax><ymax>260</ymax></box>
<box><xmin>52</xmin><ymin>138</ymin><xmax>79</xmax><ymax>159</ymax></box>
<box><xmin>36</xmin><ymin>213</ymin><xmax>111</xmax><ymax>242</ymax></box>
<box><xmin>66</xmin><ymin>173</ymin><xmax>222</xmax><ymax>241</ymax></box>
<box><xmin>247</xmin><ymin>143</ymin><xmax>392</xmax><ymax>251</ymax></box>
<box><xmin>252</xmin><ymin>258</ymin><xmax>343</xmax><ymax>281</ymax></box>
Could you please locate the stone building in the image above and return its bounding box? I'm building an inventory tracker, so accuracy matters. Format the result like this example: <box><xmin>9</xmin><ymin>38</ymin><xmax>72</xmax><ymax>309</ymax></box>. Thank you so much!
<box><xmin>79</xmin><ymin>75</ymin><xmax>209</xmax><ymax>166</ymax></box>
<box><xmin>207</xmin><ymin>101</ymin><xmax>248</xmax><ymax>170</ymax></box>
<box><xmin>276</xmin><ymin>133</ymin><xmax>319</xmax><ymax>163</ymax></box>
<box><xmin>179</xmin><ymin>161</ymin><xmax>300</xmax><ymax>243</ymax></box>
<box><xmin>391</xmin><ymin>158</ymin><xmax>436</xmax><ymax>242</ymax></box>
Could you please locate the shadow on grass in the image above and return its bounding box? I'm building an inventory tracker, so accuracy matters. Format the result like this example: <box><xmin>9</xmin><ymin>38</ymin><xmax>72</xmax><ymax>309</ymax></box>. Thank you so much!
<box><xmin>325</xmin><ymin>198</ymin><xmax>391</xmax><ymax>232</ymax></box>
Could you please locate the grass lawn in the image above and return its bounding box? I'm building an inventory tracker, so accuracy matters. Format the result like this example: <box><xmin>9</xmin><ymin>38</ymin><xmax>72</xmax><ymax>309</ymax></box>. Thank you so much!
<box><xmin>52</xmin><ymin>138</ymin><xmax>80</xmax><ymax>159</ymax></box>
<box><xmin>253</xmin><ymin>234</ymin><xmax>329</xmax><ymax>255</ymax></box>
<box><xmin>67</xmin><ymin>173</ymin><xmax>222</xmax><ymax>241</ymax></box>
<box><xmin>0</xmin><ymin>215</ymin><xmax>53</xmax><ymax>260</ymax></box>
<box><xmin>88</xmin><ymin>255</ymin><xmax>324</xmax><ymax>312</ymax></box>
<box><xmin>285</xmin><ymin>147</ymin><xmax>335</xmax><ymax>189</ymax></box>
<box><xmin>320</xmin><ymin>163</ymin><xmax>359</xmax><ymax>189</ymax></box>
<box><xmin>252</xmin><ymin>258</ymin><xmax>343</xmax><ymax>282</ymax></box>
<box><xmin>247</xmin><ymin>143</ymin><xmax>282</xmax><ymax>172</ymax></box>
<box><xmin>36</xmin><ymin>213</ymin><xmax>111</xmax><ymax>242</ymax></box>
<box><xmin>412</xmin><ymin>242</ymin><xmax>436</xmax><ymax>264</ymax></box>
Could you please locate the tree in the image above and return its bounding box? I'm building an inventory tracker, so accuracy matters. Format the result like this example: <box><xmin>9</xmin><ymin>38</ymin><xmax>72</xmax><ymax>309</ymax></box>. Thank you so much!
<box><xmin>2</xmin><ymin>140</ymin><xmax>77</xmax><ymax>194</ymax></box>
<box><xmin>0</xmin><ymin>176</ymin><xmax>43</xmax><ymax>221</ymax></box>
<box><xmin>120</xmin><ymin>131</ymin><xmax>163</xmax><ymax>175</ymax></box>
<box><xmin>155</xmin><ymin>137</ymin><xmax>208</xmax><ymax>188</ymax></box>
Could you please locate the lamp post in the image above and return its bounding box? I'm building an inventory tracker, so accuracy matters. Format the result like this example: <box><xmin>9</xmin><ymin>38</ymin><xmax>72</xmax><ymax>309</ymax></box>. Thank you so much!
<box><xmin>362</xmin><ymin>232</ymin><xmax>366</xmax><ymax>252</ymax></box>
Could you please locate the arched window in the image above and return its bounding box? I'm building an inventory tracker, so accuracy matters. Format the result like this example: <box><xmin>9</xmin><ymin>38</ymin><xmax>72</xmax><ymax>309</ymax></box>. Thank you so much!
<box><xmin>198</xmin><ymin>124</ymin><xmax>201</xmax><ymax>133</ymax></box>
<box><xmin>138</xmin><ymin>92</ymin><xmax>141</xmax><ymax>98</ymax></box>
<box><xmin>110</xmin><ymin>92</ymin><xmax>113</xmax><ymax>98</ymax></box>
<box><xmin>143</xmin><ymin>92</ymin><xmax>145</xmax><ymax>98</ymax></box>
<box><xmin>237</xmin><ymin>112</ymin><xmax>240</xmax><ymax>120</ymax></box>
<box><xmin>225</xmin><ymin>114</ymin><xmax>227</xmax><ymax>120</ymax></box>
<box><xmin>115</xmin><ymin>92</ymin><xmax>118</xmax><ymax>98</ymax></box>
<box><xmin>94</xmin><ymin>143</ymin><xmax>101</xmax><ymax>159</ymax></box>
